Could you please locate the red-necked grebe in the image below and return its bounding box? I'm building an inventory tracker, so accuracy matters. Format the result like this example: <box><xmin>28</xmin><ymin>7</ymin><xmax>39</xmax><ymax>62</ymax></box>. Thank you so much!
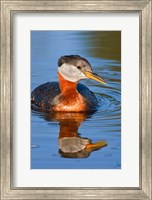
<box><xmin>31</xmin><ymin>55</ymin><xmax>106</xmax><ymax>112</ymax></box>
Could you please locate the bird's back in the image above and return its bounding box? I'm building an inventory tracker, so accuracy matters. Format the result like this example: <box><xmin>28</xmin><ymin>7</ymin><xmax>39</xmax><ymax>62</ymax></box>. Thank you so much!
<box><xmin>31</xmin><ymin>82</ymin><xmax>98</xmax><ymax>111</ymax></box>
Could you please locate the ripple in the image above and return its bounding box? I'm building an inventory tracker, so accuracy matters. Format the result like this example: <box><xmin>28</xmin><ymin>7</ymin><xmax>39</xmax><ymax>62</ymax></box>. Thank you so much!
<box><xmin>31</xmin><ymin>144</ymin><xmax>40</xmax><ymax>148</ymax></box>
<box><xmin>96</xmin><ymin>93</ymin><xmax>121</xmax><ymax>113</ymax></box>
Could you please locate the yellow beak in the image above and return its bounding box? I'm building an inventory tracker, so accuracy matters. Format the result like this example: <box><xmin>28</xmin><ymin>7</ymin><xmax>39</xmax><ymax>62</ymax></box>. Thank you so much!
<box><xmin>84</xmin><ymin>71</ymin><xmax>107</xmax><ymax>85</ymax></box>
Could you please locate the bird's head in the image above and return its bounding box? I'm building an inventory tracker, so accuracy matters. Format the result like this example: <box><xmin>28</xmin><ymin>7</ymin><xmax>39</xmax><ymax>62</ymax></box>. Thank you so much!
<box><xmin>58</xmin><ymin>55</ymin><xmax>107</xmax><ymax>84</ymax></box>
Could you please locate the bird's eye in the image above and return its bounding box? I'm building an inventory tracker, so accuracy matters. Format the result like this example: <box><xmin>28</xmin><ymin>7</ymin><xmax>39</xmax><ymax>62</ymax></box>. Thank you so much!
<box><xmin>77</xmin><ymin>66</ymin><xmax>81</xmax><ymax>69</ymax></box>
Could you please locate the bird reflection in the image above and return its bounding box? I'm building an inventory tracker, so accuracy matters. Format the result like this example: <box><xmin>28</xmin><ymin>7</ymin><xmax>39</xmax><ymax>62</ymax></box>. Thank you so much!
<box><xmin>42</xmin><ymin>111</ymin><xmax>107</xmax><ymax>158</ymax></box>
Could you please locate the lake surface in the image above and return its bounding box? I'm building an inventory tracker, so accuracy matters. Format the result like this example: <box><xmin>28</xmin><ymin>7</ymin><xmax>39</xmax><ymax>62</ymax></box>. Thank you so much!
<box><xmin>31</xmin><ymin>31</ymin><xmax>121</xmax><ymax>169</ymax></box>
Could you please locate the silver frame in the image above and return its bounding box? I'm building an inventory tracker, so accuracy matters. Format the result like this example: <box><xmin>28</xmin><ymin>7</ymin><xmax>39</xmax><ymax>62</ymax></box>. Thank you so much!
<box><xmin>0</xmin><ymin>0</ymin><xmax>151</xmax><ymax>199</ymax></box>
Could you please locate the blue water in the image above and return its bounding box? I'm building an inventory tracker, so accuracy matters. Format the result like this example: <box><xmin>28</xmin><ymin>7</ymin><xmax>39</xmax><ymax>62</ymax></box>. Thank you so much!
<box><xmin>31</xmin><ymin>31</ymin><xmax>121</xmax><ymax>169</ymax></box>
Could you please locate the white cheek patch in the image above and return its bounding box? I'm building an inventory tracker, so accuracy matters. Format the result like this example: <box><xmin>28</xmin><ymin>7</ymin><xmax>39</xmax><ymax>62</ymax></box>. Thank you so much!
<box><xmin>58</xmin><ymin>63</ymin><xmax>86</xmax><ymax>82</ymax></box>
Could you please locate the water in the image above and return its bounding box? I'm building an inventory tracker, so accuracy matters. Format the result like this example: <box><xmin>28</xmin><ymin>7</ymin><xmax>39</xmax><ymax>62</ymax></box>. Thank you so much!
<box><xmin>31</xmin><ymin>31</ymin><xmax>121</xmax><ymax>169</ymax></box>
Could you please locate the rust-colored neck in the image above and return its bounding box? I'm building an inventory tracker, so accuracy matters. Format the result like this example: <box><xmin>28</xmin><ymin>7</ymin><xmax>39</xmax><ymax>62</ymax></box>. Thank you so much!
<box><xmin>59</xmin><ymin>121</ymin><xmax>80</xmax><ymax>138</ymax></box>
<box><xmin>58</xmin><ymin>72</ymin><xmax>77</xmax><ymax>93</ymax></box>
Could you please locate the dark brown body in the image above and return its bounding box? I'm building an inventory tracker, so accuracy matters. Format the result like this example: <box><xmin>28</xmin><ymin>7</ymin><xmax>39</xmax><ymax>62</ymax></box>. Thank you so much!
<box><xmin>31</xmin><ymin>73</ymin><xmax>98</xmax><ymax>112</ymax></box>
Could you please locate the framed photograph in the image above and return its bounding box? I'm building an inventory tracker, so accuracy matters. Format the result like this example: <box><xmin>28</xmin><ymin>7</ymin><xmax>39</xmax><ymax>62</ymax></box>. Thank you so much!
<box><xmin>0</xmin><ymin>0</ymin><xmax>151</xmax><ymax>199</ymax></box>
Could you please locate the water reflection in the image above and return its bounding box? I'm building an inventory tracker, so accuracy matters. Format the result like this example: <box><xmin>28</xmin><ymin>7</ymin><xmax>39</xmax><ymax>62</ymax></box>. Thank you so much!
<box><xmin>40</xmin><ymin>111</ymin><xmax>107</xmax><ymax>158</ymax></box>
<box><xmin>79</xmin><ymin>31</ymin><xmax>121</xmax><ymax>61</ymax></box>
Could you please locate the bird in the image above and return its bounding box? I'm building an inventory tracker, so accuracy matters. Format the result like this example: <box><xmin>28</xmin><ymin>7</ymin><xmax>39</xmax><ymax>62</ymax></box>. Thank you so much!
<box><xmin>31</xmin><ymin>55</ymin><xmax>106</xmax><ymax>112</ymax></box>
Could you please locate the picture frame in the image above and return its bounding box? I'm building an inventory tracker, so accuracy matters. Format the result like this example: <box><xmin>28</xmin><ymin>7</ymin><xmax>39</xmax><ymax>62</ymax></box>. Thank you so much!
<box><xmin>0</xmin><ymin>0</ymin><xmax>151</xmax><ymax>199</ymax></box>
